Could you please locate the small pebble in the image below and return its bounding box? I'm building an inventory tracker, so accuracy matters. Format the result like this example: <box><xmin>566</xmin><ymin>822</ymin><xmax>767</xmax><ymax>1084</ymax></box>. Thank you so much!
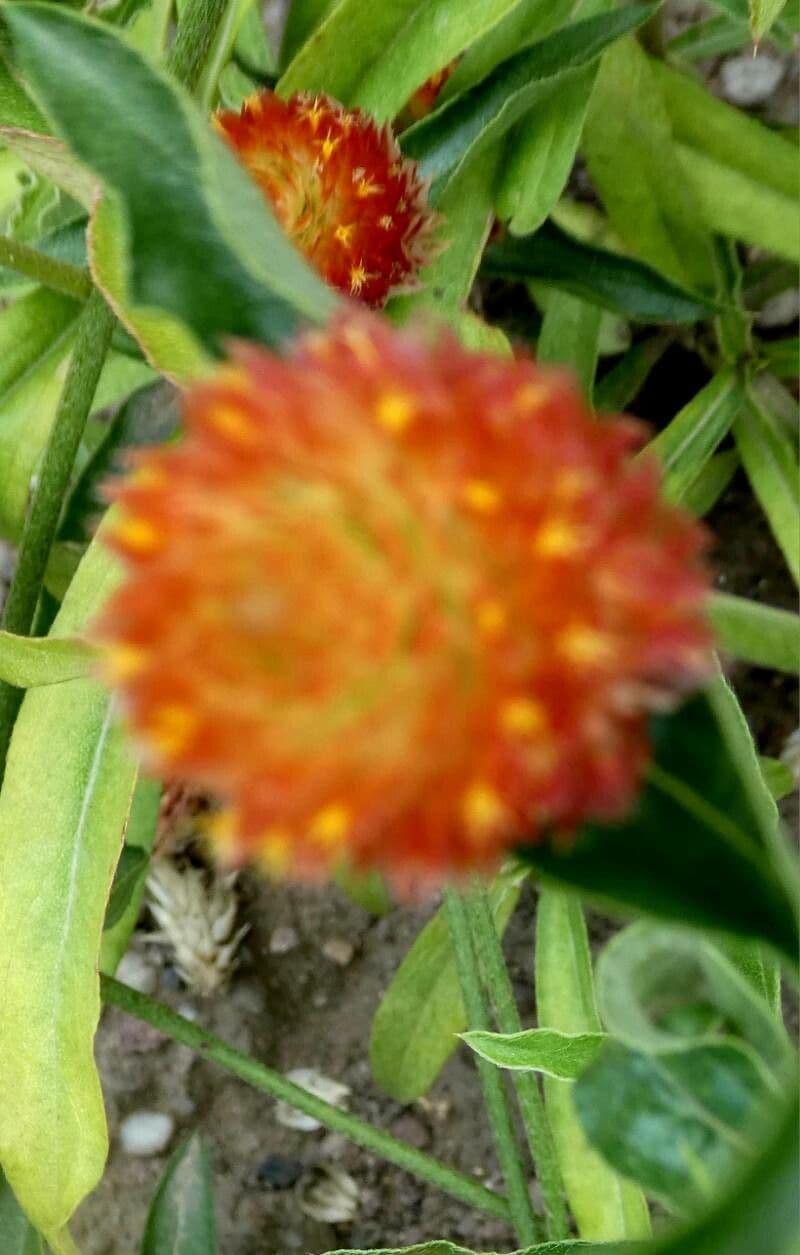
<box><xmin>118</xmin><ymin>1111</ymin><xmax>174</xmax><ymax>1157</ymax></box>
<box><xmin>176</xmin><ymin>1001</ymin><xmax>200</xmax><ymax>1023</ymax></box>
<box><xmin>755</xmin><ymin>288</ymin><xmax>800</xmax><ymax>329</ymax></box>
<box><xmin>390</xmin><ymin>1112</ymin><xmax>431</xmax><ymax>1150</ymax></box>
<box><xmin>116</xmin><ymin>950</ymin><xmax>158</xmax><ymax>996</ymax></box>
<box><xmin>275</xmin><ymin>1068</ymin><xmax>351</xmax><ymax>1131</ymax></box>
<box><xmin>720</xmin><ymin>52</ymin><xmax>784</xmax><ymax>107</ymax></box>
<box><xmin>269</xmin><ymin>925</ymin><xmax>299</xmax><ymax>954</ymax></box>
<box><xmin>322</xmin><ymin>937</ymin><xmax>355</xmax><ymax>966</ymax></box>
<box><xmin>257</xmin><ymin>1153</ymin><xmax>304</xmax><ymax>1189</ymax></box>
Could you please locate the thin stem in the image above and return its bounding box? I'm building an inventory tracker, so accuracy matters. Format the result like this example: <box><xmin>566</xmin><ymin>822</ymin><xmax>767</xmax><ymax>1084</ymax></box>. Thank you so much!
<box><xmin>0</xmin><ymin>235</ymin><xmax>92</xmax><ymax>301</ymax></box>
<box><xmin>101</xmin><ymin>974</ymin><xmax>510</xmax><ymax>1221</ymax></box>
<box><xmin>443</xmin><ymin>887</ymin><xmax>539</xmax><ymax>1247</ymax></box>
<box><xmin>466</xmin><ymin>878</ymin><xmax>569</xmax><ymax>1240</ymax></box>
<box><xmin>0</xmin><ymin>289</ymin><xmax>114</xmax><ymax>777</ymax></box>
<box><xmin>167</xmin><ymin>0</ymin><xmax>232</xmax><ymax>92</ymax></box>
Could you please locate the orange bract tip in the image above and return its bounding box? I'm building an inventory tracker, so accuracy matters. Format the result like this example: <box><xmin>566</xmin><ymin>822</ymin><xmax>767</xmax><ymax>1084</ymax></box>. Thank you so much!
<box><xmin>215</xmin><ymin>91</ymin><xmax>438</xmax><ymax>307</ymax></box>
<box><xmin>97</xmin><ymin>312</ymin><xmax>713</xmax><ymax>888</ymax></box>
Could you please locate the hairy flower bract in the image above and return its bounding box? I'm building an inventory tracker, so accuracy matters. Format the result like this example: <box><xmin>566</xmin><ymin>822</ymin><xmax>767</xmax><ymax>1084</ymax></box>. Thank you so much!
<box><xmin>99</xmin><ymin>314</ymin><xmax>712</xmax><ymax>886</ymax></box>
<box><xmin>216</xmin><ymin>91</ymin><xmax>435</xmax><ymax>306</ymax></box>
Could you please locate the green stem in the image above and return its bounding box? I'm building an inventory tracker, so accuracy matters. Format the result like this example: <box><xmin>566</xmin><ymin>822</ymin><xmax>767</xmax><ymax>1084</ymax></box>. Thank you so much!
<box><xmin>0</xmin><ymin>235</ymin><xmax>92</xmax><ymax>301</ymax></box>
<box><xmin>101</xmin><ymin>974</ymin><xmax>510</xmax><ymax>1221</ymax></box>
<box><xmin>167</xmin><ymin>0</ymin><xmax>232</xmax><ymax>92</ymax></box>
<box><xmin>443</xmin><ymin>887</ymin><xmax>539</xmax><ymax>1247</ymax></box>
<box><xmin>0</xmin><ymin>289</ymin><xmax>114</xmax><ymax>777</ymax></box>
<box><xmin>466</xmin><ymin>879</ymin><xmax>569</xmax><ymax>1240</ymax></box>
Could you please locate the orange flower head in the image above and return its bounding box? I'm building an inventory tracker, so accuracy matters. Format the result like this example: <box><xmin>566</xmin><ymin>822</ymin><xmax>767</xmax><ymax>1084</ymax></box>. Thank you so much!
<box><xmin>215</xmin><ymin>91</ymin><xmax>436</xmax><ymax>306</ymax></box>
<box><xmin>98</xmin><ymin>314</ymin><xmax>713</xmax><ymax>887</ymax></box>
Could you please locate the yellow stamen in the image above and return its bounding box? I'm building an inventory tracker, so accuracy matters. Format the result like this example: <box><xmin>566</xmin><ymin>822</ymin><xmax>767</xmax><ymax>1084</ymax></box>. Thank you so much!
<box><xmin>462</xmin><ymin>479</ymin><xmax>502</xmax><ymax>514</ymax></box>
<box><xmin>501</xmin><ymin>698</ymin><xmax>545</xmax><ymax>736</ymax></box>
<box><xmin>349</xmin><ymin>263</ymin><xmax>370</xmax><ymax>294</ymax></box>
<box><xmin>355</xmin><ymin>175</ymin><xmax>383</xmax><ymax>198</ymax></box>
<box><xmin>378</xmin><ymin>214</ymin><xmax>394</xmax><ymax>229</ymax></box>
<box><xmin>462</xmin><ymin>782</ymin><xmax>507</xmax><ymax>841</ymax></box>
<box><xmin>260</xmin><ymin>827</ymin><xmax>292</xmax><ymax>875</ymax></box>
<box><xmin>148</xmin><ymin>703</ymin><xmax>197</xmax><ymax>756</ymax></box>
<box><xmin>554</xmin><ymin>468</ymin><xmax>593</xmax><ymax>499</ymax></box>
<box><xmin>309</xmin><ymin>804</ymin><xmax>351</xmax><ymax>848</ymax></box>
<box><xmin>334</xmin><ymin>222</ymin><xmax>356</xmax><ymax>249</ymax></box>
<box><xmin>558</xmin><ymin>624</ymin><xmax>615</xmax><ymax>666</ymax></box>
<box><xmin>513</xmin><ymin>383</ymin><xmax>551</xmax><ymax>412</ymax></box>
<box><xmin>533</xmin><ymin>518</ymin><xmax>587</xmax><ymax>558</ymax></box>
<box><xmin>103</xmin><ymin>643</ymin><xmax>147</xmax><ymax>683</ymax></box>
<box><xmin>319</xmin><ymin>132</ymin><xmax>341</xmax><ymax>160</ymax></box>
<box><xmin>114</xmin><ymin>515</ymin><xmax>161</xmax><ymax>554</ymax></box>
<box><xmin>375</xmin><ymin>392</ymin><xmax>415</xmax><ymax>433</ymax></box>
<box><xmin>476</xmin><ymin>599</ymin><xmax>507</xmax><ymax>636</ymax></box>
<box><xmin>208</xmin><ymin>404</ymin><xmax>258</xmax><ymax>445</ymax></box>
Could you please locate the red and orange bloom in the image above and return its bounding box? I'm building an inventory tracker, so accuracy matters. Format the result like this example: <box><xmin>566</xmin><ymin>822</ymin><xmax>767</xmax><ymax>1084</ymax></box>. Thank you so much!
<box><xmin>215</xmin><ymin>91</ymin><xmax>436</xmax><ymax>306</ymax></box>
<box><xmin>98</xmin><ymin>314</ymin><xmax>712</xmax><ymax>886</ymax></box>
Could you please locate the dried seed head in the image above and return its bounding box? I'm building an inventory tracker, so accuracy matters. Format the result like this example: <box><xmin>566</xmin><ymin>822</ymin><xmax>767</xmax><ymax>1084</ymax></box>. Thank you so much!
<box><xmin>300</xmin><ymin>1164</ymin><xmax>360</xmax><ymax>1224</ymax></box>
<box><xmin>145</xmin><ymin>859</ymin><xmax>249</xmax><ymax>995</ymax></box>
<box><xmin>275</xmin><ymin>1069</ymin><xmax>352</xmax><ymax>1132</ymax></box>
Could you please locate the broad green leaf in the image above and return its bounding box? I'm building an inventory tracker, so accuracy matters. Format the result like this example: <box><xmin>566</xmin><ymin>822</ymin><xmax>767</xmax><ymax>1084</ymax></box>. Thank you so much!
<box><xmin>582</xmin><ymin>38</ymin><xmax>717</xmax><ymax>292</ymax></box>
<box><xmin>369</xmin><ymin>868</ymin><xmax>522</xmax><ymax>1101</ymax></box>
<box><xmin>0</xmin><ymin>53</ymin><xmax>48</xmax><ymax>131</ymax></box>
<box><xmin>651</xmin><ymin>59</ymin><xmax>798</xmax><ymax>202</ymax></box>
<box><xmin>141</xmin><ymin>1134</ymin><xmax>217</xmax><ymax>1255</ymax></box>
<box><xmin>595</xmin><ymin>922</ymin><xmax>791</xmax><ymax>1072</ymax></box>
<box><xmin>0</xmin><ymin>537</ymin><xmax>136</xmax><ymax>1251</ymax></box>
<box><xmin>644</xmin><ymin>368</ymin><xmax>745</xmax><ymax>505</ymax></box>
<box><xmin>0</xmin><ymin>1170</ymin><xmax>44</xmax><ymax>1255</ymax></box>
<box><xmin>101</xmin><ymin>777</ymin><xmax>161</xmax><ymax>974</ymax></box>
<box><xmin>401</xmin><ymin>6</ymin><xmax>657</xmax><ymax>200</ymax></box>
<box><xmin>484</xmin><ymin>221</ymin><xmax>717</xmax><ymax>323</ymax></box>
<box><xmin>0</xmin><ymin>128</ymin><xmax>96</xmax><ymax>208</ymax></box>
<box><xmin>536</xmin><ymin>890</ymin><xmax>651</xmax><ymax>1239</ymax></box>
<box><xmin>279</xmin><ymin>0</ymin><xmax>339</xmax><ymax>67</ymax></box>
<box><xmin>497</xmin><ymin>67</ymin><xmax>596</xmax><ymax>236</ymax></box>
<box><xmin>678</xmin><ymin>145</ymin><xmax>799</xmax><ymax>262</ymax></box>
<box><xmin>759</xmin><ymin>756</ymin><xmax>795</xmax><ymax>802</ymax></box>
<box><xmin>0</xmin><ymin>632</ymin><xmax>94</xmax><ymax>687</ymax></box>
<box><xmin>734</xmin><ymin>389</ymin><xmax>800</xmax><ymax>584</ymax></box>
<box><xmin>518</xmin><ymin>684</ymin><xmax>799</xmax><ymax>960</ymax></box>
<box><xmin>5</xmin><ymin>3</ymin><xmax>338</xmax><ymax>375</ymax></box>
<box><xmin>676</xmin><ymin>449</ymin><xmax>738</xmax><ymax>517</ymax></box>
<box><xmin>710</xmin><ymin>593</ymin><xmax>799</xmax><ymax>674</ymax></box>
<box><xmin>574</xmin><ymin>1037</ymin><xmax>778</xmax><ymax>1212</ymax></box>
<box><xmin>442</xmin><ymin>0</ymin><xmax>579</xmax><ymax>100</ymax></box>
<box><xmin>279</xmin><ymin>0</ymin><xmax>525</xmax><ymax>121</ymax></box>
<box><xmin>463</xmin><ymin>1027</ymin><xmax>606</xmax><ymax>1078</ymax></box>
<box><xmin>537</xmin><ymin>290</ymin><xmax>601</xmax><ymax>400</ymax></box>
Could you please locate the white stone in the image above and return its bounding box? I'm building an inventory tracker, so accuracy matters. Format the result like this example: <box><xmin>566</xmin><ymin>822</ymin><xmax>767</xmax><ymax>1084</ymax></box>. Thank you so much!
<box><xmin>118</xmin><ymin>1111</ymin><xmax>174</xmax><ymax>1157</ymax></box>
<box><xmin>322</xmin><ymin>937</ymin><xmax>355</xmax><ymax>966</ymax></box>
<box><xmin>116</xmin><ymin>950</ymin><xmax>158</xmax><ymax>996</ymax></box>
<box><xmin>720</xmin><ymin>53</ymin><xmax>784</xmax><ymax>107</ymax></box>
<box><xmin>269</xmin><ymin>925</ymin><xmax>299</xmax><ymax>954</ymax></box>
<box><xmin>755</xmin><ymin>288</ymin><xmax>800</xmax><ymax>328</ymax></box>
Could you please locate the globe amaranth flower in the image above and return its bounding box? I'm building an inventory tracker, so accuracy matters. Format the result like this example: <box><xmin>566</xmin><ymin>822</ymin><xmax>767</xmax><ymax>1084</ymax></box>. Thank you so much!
<box><xmin>98</xmin><ymin>314</ymin><xmax>713</xmax><ymax>886</ymax></box>
<box><xmin>215</xmin><ymin>91</ymin><xmax>436</xmax><ymax>306</ymax></box>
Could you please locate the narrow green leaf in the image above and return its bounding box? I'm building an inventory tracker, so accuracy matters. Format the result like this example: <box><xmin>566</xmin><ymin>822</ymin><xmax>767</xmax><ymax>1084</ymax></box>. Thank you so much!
<box><xmin>485</xmin><ymin>220</ymin><xmax>717</xmax><ymax>323</ymax></box>
<box><xmin>279</xmin><ymin>0</ymin><xmax>339</xmax><ymax>68</ymax></box>
<box><xmin>100</xmin><ymin>777</ymin><xmax>161</xmax><ymax>975</ymax></box>
<box><xmin>761</xmin><ymin>338</ymin><xmax>799</xmax><ymax>380</ymax></box>
<box><xmin>678</xmin><ymin>144</ymin><xmax>799</xmax><ymax>262</ymax></box>
<box><xmin>0</xmin><ymin>537</ymin><xmax>136</xmax><ymax>1250</ymax></box>
<box><xmin>0</xmin><ymin>1170</ymin><xmax>44</xmax><ymax>1255</ymax></box>
<box><xmin>582</xmin><ymin>38</ymin><xmax>717</xmax><ymax>291</ymax></box>
<box><xmin>594</xmin><ymin>334</ymin><xmax>672</xmax><ymax>412</ymax></box>
<box><xmin>0</xmin><ymin>631</ymin><xmax>94</xmax><ymax>687</ymax></box>
<box><xmin>710</xmin><ymin>592</ymin><xmax>799</xmax><ymax>674</ymax></box>
<box><xmin>402</xmin><ymin>6</ymin><xmax>657</xmax><ymax>199</ymax></box>
<box><xmin>536</xmin><ymin>890</ymin><xmax>652</xmax><ymax>1239</ymax></box>
<box><xmin>537</xmin><ymin>290</ymin><xmax>601</xmax><ymax>400</ymax></box>
<box><xmin>0</xmin><ymin>128</ymin><xmax>96</xmax><ymax>209</ymax></box>
<box><xmin>518</xmin><ymin>685</ymin><xmax>799</xmax><ymax>959</ymax></box>
<box><xmin>574</xmin><ymin>1037</ymin><xmax>777</xmax><ymax>1213</ymax></box>
<box><xmin>463</xmin><ymin>1028</ymin><xmax>606</xmax><ymax>1078</ymax></box>
<box><xmin>442</xmin><ymin>0</ymin><xmax>578</xmax><ymax>100</ymax></box>
<box><xmin>667</xmin><ymin>12</ymin><xmax>753</xmax><ymax>61</ymax></box>
<box><xmin>334</xmin><ymin>863</ymin><xmax>391</xmax><ymax>916</ymax></box>
<box><xmin>676</xmin><ymin>449</ymin><xmax>738</xmax><ymax>517</ymax></box>
<box><xmin>734</xmin><ymin>389</ymin><xmax>800</xmax><ymax>584</ymax></box>
<box><xmin>5</xmin><ymin>3</ymin><xmax>338</xmax><ymax>375</ymax></box>
<box><xmin>644</xmin><ymin>368</ymin><xmax>745</xmax><ymax>503</ymax></box>
<box><xmin>369</xmin><ymin>869</ymin><xmax>522</xmax><ymax>1101</ymax></box>
<box><xmin>759</xmin><ymin>755</ymin><xmax>795</xmax><ymax>802</ymax></box>
<box><xmin>141</xmin><ymin>1134</ymin><xmax>217</xmax><ymax>1255</ymax></box>
<box><xmin>103</xmin><ymin>845</ymin><xmax>149</xmax><ymax>932</ymax></box>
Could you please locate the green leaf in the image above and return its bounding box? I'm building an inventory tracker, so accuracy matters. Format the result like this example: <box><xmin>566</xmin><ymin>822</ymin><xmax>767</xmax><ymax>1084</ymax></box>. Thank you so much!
<box><xmin>334</xmin><ymin>863</ymin><xmax>391</xmax><ymax>916</ymax></box>
<box><xmin>676</xmin><ymin>449</ymin><xmax>738</xmax><ymax>517</ymax></box>
<box><xmin>103</xmin><ymin>844</ymin><xmax>149</xmax><ymax>932</ymax></box>
<box><xmin>573</xmin><ymin>1037</ymin><xmax>778</xmax><ymax>1212</ymax></box>
<box><xmin>595</xmin><ymin>922</ymin><xmax>791</xmax><ymax>1072</ymax></box>
<box><xmin>5</xmin><ymin>3</ymin><xmax>338</xmax><ymax>376</ymax></box>
<box><xmin>644</xmin><ymin>368</ymin><xmax>745</xmax><ymax>505</ymax></box>
<box><xmin>101</xmin><ymin>777</ymin><xmax>161</xmax><ymax>975</ymax></box>
<box><xmin>484</xmin><ymin>221</ymin><xmax>718</xmax><ymax>323</ymax></box>
<box><xmin>0</xmin><ymin>128</ymin><xmax>96</xmax><ymax>209</ymax></box>
<box><xmin>141</xmin><ymin>1134</ymin><xmax>217</xmax><ymax>1255</ymax></box>
<box><xmin>278</xmin><ymin>0</ymin><xmax>526</xmax><ymax>122</ymax></box>
<box><xmin>667</xmin><ymin>12</ymin><xmax>753</xmax><ymax>61</ymax></box>
<box><xmin>279</xmin><ymin>0</ymin><xmax>338</xmax><ymax>68</ymax></box>
<box><xmin>594</xmin><ymin>334</ymin><xmax>672</xmax><ymax>412</ymax></box>
<box><xmin>535</xmin><ymin>891</ymin><xmax>651</xmax><ymax>1239</ymax></box>
<box><xmin>442</xmin><ymin>0</ymin><xmax>579</xmax><ymax>100</ymax></box>
<box><xmin>678</xmin><ymin>145</ymin><xmax>799</xmax><ymax>263</ymax></box>
<box><xmin>710</xmin><ymin>593</ymin><xmax>799</xmax><ymax>674</ymax></box>
<box><xmin>0</xmin><ymin>54</ymin><xmax>48</xmax><ymax>132</ymax></box>
<box><xmin>761</xmin><ymin>338</ymin><xmax>800</xmax><ymax>381</ymax></box>
<box><xmin>0</xmin><ymin>537</ymin><xmax>136</xmax><ymax>1251</ymax></box>
<box><xmin>0</xmin><ymin>1170</ymin><xmax>44</xmax><ymax>1255</ymax></box>
<box><xmin>651</xmin><ymin>59</ymin><xmax>798</xmax><ymax>203</ymax></box>
<box><xmin>537</xmin><ymin>290</ymin><xmax>602</xmax><ymax>400</ymax></box>
<box><xmin>518</xmin><ymin>683</ymin><xmax>800</xmax><ymax>960</ymax></box>
<box><xmin>369</xmin><ymin>868</ymin><xmax>522</xmax><ymax>1101</ymax></box>
<box><xmin>463</xmin><ymin>1027</ymin><xmax>606</xmax><ymax>1078</ymax></box>
<box><xmin>0</xmin><ymin>632</ymin><xmax>94</xmax><ymax>687</ymax></box>
<box><xmin>759</xmin><ymin>756</ymin><xmax>795</xmax><ymax>802</ymax></box>
<box><xmin>401</xmin><ymin>6</ymin><xmax>657</xmax><ymax>200</ymax></box>
<box><xmin>734</xmin><ymin>389</ymin><xmax>800</xmax><ymax>585</ymax></box>
<box><xmin>581</xmin><ymin>38</ymin><xmax>717</xmax><ymax>292</ymax></box>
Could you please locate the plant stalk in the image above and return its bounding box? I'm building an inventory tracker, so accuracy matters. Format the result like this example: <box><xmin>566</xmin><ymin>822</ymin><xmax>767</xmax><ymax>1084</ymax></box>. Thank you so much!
<box><xmin>0</xmin><ymin>235</ymin><xmax>92</xmax><ymax>301</ymax></box>
<box><xmin>0</xmin><ymin>288</ymin><xmax>114</xmax><ymax>777</ymax></box>
<box><xmin>167</xmin><ymin>0</ymin><xmax>232</xmax><ymax>92</ymax></box>
<box><xmin>465</xmin><ymin>878</ymin><xmax>569</xmax><ymax>1240</ymax></box>
<box><xmin>101</xmin><ymin>974</ymin><xmax>511</xmax><ymax>1221</ymax></box>
<box><xmin>443</xmin><ymin>887</ymin><xmax>540</xmax><ymax>1246</ymax></box>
